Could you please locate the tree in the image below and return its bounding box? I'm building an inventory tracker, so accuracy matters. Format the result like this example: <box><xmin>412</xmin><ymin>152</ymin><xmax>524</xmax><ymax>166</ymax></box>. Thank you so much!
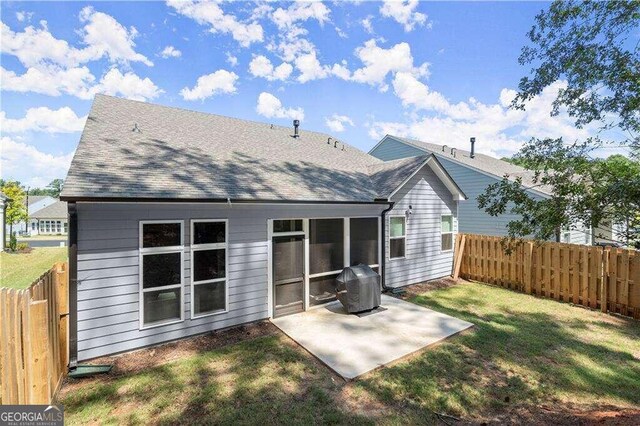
<box><xmin>1</xmin><ymin>181</ymin><xmax>28</xmax><ymax>246</ymax></box>
<box><xmin>480</xmin><ymin>1</ymin><xmax>640</xmax><ymax>245</ymax></box>
<box><xmin>46</xmin><ymin>179</ymin><xmax>64</xmax><ymax>197</ymax></box>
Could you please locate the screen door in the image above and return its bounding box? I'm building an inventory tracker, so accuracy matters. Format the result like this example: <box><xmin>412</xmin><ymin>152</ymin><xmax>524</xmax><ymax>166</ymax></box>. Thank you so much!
<box><xmin>272</xmin><ymin>235</ymin><xmax>305</xmax><ymax>317</ymax></box>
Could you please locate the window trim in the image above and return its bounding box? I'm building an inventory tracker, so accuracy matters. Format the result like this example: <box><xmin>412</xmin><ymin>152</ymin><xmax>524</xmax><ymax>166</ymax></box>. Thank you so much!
<box><xmin>441</xmin><ymin>214</ymin><xmax>455</xmax><ymax>253</ymax></box>
<box><xmin>139</xmin><ymin>220</ymin><xmax>185</xmax><ymax>330</ymax></box>
<box><xmin>388</xmin><ymin>215</ymin><xmax>406</xmax><ymax>260</ymax></box>
<box><xmin>190</xmin><ymin>219</ymin><xmax>229</xmax><ymax>319</ymax></box>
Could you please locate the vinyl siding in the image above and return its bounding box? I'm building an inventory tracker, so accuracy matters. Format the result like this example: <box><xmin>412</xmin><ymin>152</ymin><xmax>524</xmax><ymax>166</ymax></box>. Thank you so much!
<box><xmin>385</xmin><ymin>165</ymin><xmax>458</xmax><ymax>287</ymax></box>
<box><xmin>371</xmin><ymin>139</ymin><xmax>558</xmax><ymax>239</ymax></box>
<box><xmin>76</xmin><ymin>202</ymin><xmax>385</xmax><ymax>360</ymax></box>
<box><xmin>370</xmin><ymin>137</ymin><xmax>425</xmax><ymax>161</ymax></box>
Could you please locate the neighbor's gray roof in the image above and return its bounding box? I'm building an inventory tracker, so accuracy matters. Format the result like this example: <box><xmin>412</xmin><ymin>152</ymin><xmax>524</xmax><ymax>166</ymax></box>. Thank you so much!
<box><xmin>30</xmin><ymin>200</ymin><xmax>67</xmax><ymax>219</ymax></box>
<box><xmin>26</xmin><ymin>195</ymin><xmax>50</xmax><ymax>206</ymax></box>
<box><xmin>62</xmin><ymin>96</ymin><xmax>453</xmax><ymax>203</ymax></box>
<box><xmin>62</xmin><ymin>95</ymin><xmax>394</xmax><ymax>202</ymax></box>
<box><xmin>387</xmin><ymin>136</ymin><xmax>553</xmax><ymax>197</ymax></box>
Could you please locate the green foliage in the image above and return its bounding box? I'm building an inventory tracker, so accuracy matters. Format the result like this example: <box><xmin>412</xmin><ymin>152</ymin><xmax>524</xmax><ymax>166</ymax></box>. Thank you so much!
<box><xmin>8</xmin><ymin>233</ymin><xmax>17</xmax><ymax>252</ymax></box>
<box><xmin>28</xmin><ymin>179</ymin><xmax>65</xmax><ymax>197</ymax></box>
<box><xmin>16</xmin><ymin>242</ymin><xmax>29</xmax><ymax>251</ymax></box>
<box><xmin>514</xmin><ymin>0</ymin><xmax>640</xmax><ymax>152</ymax></box>
<box><xmin>481</xmin><ymin>1</ymin><xmax>640</xmax><ymax>244</ymax></box>
<box><xmin>1</xmin><ymin>181</ymin><xmax>28</xmax><ymax>226</ymax></box>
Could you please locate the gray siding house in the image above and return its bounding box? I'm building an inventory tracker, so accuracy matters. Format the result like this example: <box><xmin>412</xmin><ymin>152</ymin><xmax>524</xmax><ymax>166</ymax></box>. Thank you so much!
<box><xmin>370</xmin><ymin>135</ymin><xmax>592</xmax><ymax>245</ymax></box>
<box><xmin>61</xmin><ymin>95</ymin><xmax>465</xmax><ymax>362</ymax></box>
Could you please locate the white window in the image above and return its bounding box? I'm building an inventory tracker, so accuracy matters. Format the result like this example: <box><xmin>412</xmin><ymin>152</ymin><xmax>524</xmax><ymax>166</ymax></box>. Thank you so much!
<box><xmin>441</xmin><ymin>214</ymin><xmax>454</xmax><ymax>252</ymax></box>
<box><xmin>31</xmin><ymin>222</ymin><xmax>36</xmax><ymax>231</ymax></box>
<box><xmin>190</xmin><ymin>220</ymin><xmax>228</xmax><ymax>318</ymax></box>
<box><xmin>389</xmin><ymin>216</ymin><xmax>406</xmax><ymax>259</ymax></box>
<box><xmin>562</xmin><ymin>228</ymin><xmax>571</xmax><ymax>243</ymax></box>
<box><xmin>139</xmin><ymin>221</ymin><xmax>184</xmax><ymax>328</ymax></box>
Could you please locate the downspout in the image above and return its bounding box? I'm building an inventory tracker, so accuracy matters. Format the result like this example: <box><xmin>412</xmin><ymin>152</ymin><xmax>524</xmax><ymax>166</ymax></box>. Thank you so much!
<box><xmin>380</xmin><ymin>201</ymin><xmax>395</xmax><ymax>291</ymax></box>
<box><xmin>68</xmin><ymin>202</ymin><xmax>78</xmax><ymax>370</ymax></box>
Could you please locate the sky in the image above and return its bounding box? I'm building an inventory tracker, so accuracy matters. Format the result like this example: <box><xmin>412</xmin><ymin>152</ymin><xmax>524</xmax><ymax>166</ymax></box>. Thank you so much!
<box><xmin>0</xmin><ymin>1</ymin><xmax>622</xmax><ymax>188</ymax></box>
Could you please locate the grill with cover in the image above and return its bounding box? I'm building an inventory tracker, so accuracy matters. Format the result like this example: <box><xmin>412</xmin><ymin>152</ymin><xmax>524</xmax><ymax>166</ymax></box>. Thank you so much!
<box><xmin>335</xmin><ymin>264</ymin><xmax>381</xmax><ymax>313</ymax></box>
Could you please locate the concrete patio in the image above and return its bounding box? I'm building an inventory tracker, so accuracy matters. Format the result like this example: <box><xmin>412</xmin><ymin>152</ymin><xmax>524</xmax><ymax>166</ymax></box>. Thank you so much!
<box><xmin>272</xmin><ymin>294</ymin><xmax>473</xmax><ymax>379</ymax></box>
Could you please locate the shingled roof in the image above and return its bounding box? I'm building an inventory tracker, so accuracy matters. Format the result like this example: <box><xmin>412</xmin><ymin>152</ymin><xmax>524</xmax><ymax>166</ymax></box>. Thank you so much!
<box><xmin>30</xmin><ymin>200</ymin><xmax>67</xmax><ymax>219</ymax></box>
<box><xmin>62</xmin><ymin>96</ymin><xmax>463</xmax><ymax>203</ymax></box>
<box><xmin>380</xmin><ymin>135</ymin><xmax>553</xmax><ymax>197</ymax></box>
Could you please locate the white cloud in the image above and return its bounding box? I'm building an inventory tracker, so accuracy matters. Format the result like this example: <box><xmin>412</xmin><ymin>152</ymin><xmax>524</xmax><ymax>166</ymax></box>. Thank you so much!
<box><xmin>1</xmin><ymin>66</ymin><xmax>161</xmax><ymax>101</ymax></box>
<box><xmin>180</xmin><ymin>70</ymin><xmax>239</xmax><ymax>101</ymax></box>
<box><xmin>0</xmin><ymin>136</ymin><xmax>74</xmax><ymax>187</ymax></box>
<box><xmin>16</xmin><ymin>11</ymin><xmax>34</xmax><ymax>23</ymax></box>
<box><xmin>167</xmin><ymin>0</ymin><xmax>263</xmax><ymax>47</ymax></box>
<box><xmin>1</xmin><ymin>107</ymin><xmax>86</xmax><ymax>133</ymax></box>
<box><xmin>325</xmin><ymin>114</ymin><xmax>354</xmax><ymax>132</ymax></box>
<box><xmin>380</xmin><ymin>0</ymin><xmax>429</xmax><ymax>32</ymax></box>
<box><xmin>271</xmin><ymin>2</ymin><xmax>331</xmax><ymax>29</ymax></box>
<box><xmin>249</xmin><ymin>55</ymin><xmax>292</xmax><ymax>81</ymax></box>
<box><xmin>77</xmin><ymin>7</ymin><xmax>153</xmax><ymax>66</ymax></box>
<box><xmin>370</xmin><ymin>79</ymin><xmax>598</xmax><ymax>158</ymax></box>
<box><xmin>256</xmin><ymin>92</ymin><xmax>304</xmax><ymax>120</ymax></box>
<box><xmin>295</xmin><ymin>51</ymin><xmax>329</xmax><ymax>83</ymax></box>
<box><xmin>361</xmin><ymin>16</ymin><xmax>374</xmax><ymax>34</ymax></box>
<box><xmin>160</xmin><ymin>45</ymin><xmax>181</xmax><ymax>58</ymax></box>
<box><xmin>226</xmin><ymin>52</ymin><xmax>238</xmax><ymax>67</ymax></box>
<box><xmin>350</xmin><ymin>39</ymin><xmax>429</xmax><ymax>90</ymax></box>
<box><xmin>92</xmin><ymin>68</ymin><xmax>163</xmax><ymax>101</ymax></box>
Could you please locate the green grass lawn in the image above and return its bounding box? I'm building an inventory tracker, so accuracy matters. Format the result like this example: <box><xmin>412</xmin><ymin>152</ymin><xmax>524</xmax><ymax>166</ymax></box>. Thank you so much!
<box><xmin>0</xmin><ymin>247</ymin><xmax>68</xmax><ymax>289</ymax></box>
<box><xmin>58</xmin><ymin>282</ymin><xmax>640</xmax><ymax>425</ymax></box>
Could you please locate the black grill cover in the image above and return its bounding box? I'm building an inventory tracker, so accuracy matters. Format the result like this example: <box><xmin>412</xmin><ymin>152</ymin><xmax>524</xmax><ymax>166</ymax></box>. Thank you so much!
<box><xmin>335</xmin><ymin>264</ymin><xmax>381</xmax><ymax>313</ymax></box>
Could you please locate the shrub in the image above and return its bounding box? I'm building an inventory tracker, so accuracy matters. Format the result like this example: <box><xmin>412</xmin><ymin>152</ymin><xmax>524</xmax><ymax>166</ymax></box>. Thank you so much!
<box><xmin>16</xmin><ymin>242</ymin><xmax>30</xmax><ymax>251</ymax></box>
<box><xmin>8</xmin><ymin>233</ymin><xmax>17</xmax><ymax>251</ymax></box>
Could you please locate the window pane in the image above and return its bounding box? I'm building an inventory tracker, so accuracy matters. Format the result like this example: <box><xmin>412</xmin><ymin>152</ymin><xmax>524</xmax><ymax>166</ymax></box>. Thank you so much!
<box><xmin>390</xmin><ymin>238</ymin><xmax>405</xmax><ymax>258</ymax></box>
<box><xmin>350</xmin><ymin>218</ymin><xmax>378</xmax><ymax>266</ymax></box>
<box><xmin>273</xmin><ymin>236</ymin><xmax>304</xmax><ymax>282</ymax></box>
<box><xmin>309</xmin><ymin>274</ymin><xmax>338</xmax><ymax>306</ymax></box>
<box><xmin>273</xmin><ymin>219</ymin><xmax>303</xmax><ymax>233</ymax></box>
<box><xmin>143</xmin><ymin>223</ymin><xmax>181</xmax><ymax>248</ymax></box>
<box><xmin>193</xmin><ymin>249</ymin><xmax>225</xmax><ymax>282</ymax></box>
<box><xmin>390</xmin><ymin>217</ymin><xmax>405</xmax><ymax>237</ymax></box>
<box><xmin>143</xmin><ymin>252</ymin><xmax>181</xmax><ymax>289</ymax></box>
<box><xmin>441</xmin><ymin>215</ymin><xmax>453</xmax><ymax>233</ymax></box>
<box><xmin>310</xmin><ymin>219</ymin><xmax>344</xmax><ymax>274</ymax></box>
<box><xmin>193</xmin><ymin>221</ymin><xmax>225</xmax><ymax>245</ymax></box>
<box><xmin>143</xmin><ymin>288</ymin><xmax>180</xmax><ymax>325</ymax></box>
<box><xmin>441</xmin><ymin>233</ymin><xmax>453</xmax><ymax>251</ymax></box>
<box><xmin>193</xmin><ymin>281</ymin><xmax>225</xmax><ymax>315</ymax></box>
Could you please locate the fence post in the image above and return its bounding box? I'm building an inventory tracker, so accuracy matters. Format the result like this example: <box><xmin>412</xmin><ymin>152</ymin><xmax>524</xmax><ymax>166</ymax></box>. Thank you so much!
<box><xmin>523</xmin><ymin>242</ymin><xmax>533</xmax><ymax>294</ymax></box>
<box><xmin>28</xmin><ymin>300</ymin><xmax>51</xmax><ymax>404</ymax></box>
<box><xmin>601</xmin><ymin>248</ymin><xmax>610</xmax><ymax>313</ymax></box>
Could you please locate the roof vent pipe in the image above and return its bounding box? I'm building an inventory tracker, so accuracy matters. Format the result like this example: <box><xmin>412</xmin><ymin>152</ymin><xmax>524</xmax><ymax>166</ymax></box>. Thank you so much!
<box><xmin>470</xmin><ymin>137</ymin><xmax>476</xmax><ymax>158</ymax></box>
<box><xmin>327</xmin><ymin>137</ymin><xmax>332</xmax><ymax>145</ymax></box>
<box><xmin>334</xmin><ymin>140</ymin><xmax>338</xmax><ymax>148</ymax></box>
<box><xmin>451</xmin><ymin>147</ymin><xmax>456</xmax><ymax>157</ymax></box>
<box><xmin>442</xmin><ymin>144</ymin><xmax>447</xmax><ymax>152</ymax></box>
<box><xmin>293</xmin><ymin>119</ymin><xmax>300</xmax><ymax>138</ymax></box>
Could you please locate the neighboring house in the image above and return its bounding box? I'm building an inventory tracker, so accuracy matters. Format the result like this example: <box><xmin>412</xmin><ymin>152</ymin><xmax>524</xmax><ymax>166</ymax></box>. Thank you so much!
<box><xmin>0</xmin><ymin>192</ymin><xmax>8</xmax><ymax>251</ymax></box>
<box><xmin>29</xmin><ymin>200</ymin><xmax>68</xmax><ymax>235</ymax></box>
<box><xmin>5</xmin><ymin>195</ymin><xmax>57</xmax><ymax>236</ymax></box>
<box><xmin>60</xmin><ymin>95</ymin><xmax>466</xmax><ymax>362</ymax></box>
<box><xmin>369</xmin><ymin>135</ymin><xmax>593</xmax><ymax>245</ymax></box>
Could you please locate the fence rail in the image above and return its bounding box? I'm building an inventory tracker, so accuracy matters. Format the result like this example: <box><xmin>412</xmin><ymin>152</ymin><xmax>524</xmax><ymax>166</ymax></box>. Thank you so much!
<box><xmin>0</xmin><ymin>262</ymin><xmax>69</xmax><ymax>405</ymax></box>
<box><xmin>456</xmin><ymin>234</ymin><xmax>640</xmax><ymax>319</ymax></box>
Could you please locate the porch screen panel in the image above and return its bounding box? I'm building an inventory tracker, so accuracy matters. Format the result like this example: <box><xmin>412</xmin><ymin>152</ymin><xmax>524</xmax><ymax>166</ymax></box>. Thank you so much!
<box><xmin>350</xmin><ymin>218</ymin><xmax>378</xmax><ymax>266</ymax></box>
<box><xmin>309</xmin><ymin>219</ymin><xmax>344</xmax><ymax>274</ymax></box>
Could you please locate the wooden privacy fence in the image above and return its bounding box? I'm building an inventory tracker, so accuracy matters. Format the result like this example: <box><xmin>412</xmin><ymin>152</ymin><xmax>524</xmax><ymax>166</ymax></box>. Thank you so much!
<box><xmin>454</xmin><ymin>234</ymin><xmax>640</xmax><ymax>319</ymax></box>
<box><xmin>0</xmin><ymin>262</ymin><xmax>69</xmax><ymax>405</ymax></box>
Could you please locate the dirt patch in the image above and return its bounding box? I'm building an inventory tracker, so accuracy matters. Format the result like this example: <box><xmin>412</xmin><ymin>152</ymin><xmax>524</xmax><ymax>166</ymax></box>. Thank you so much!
<box><xmin>486</xmin><ymin>405</ymin><xmax>640</xmax><ymax>425</ymax></box>
<box><xmin>58</xmin><ymin>321</ymin><xmax>278</xmax><ymax>396</ymax></box>
<box><xmin>395</xmin><ymin>277</ymin><xmax>463</xmax><ymax>300</ymax></box>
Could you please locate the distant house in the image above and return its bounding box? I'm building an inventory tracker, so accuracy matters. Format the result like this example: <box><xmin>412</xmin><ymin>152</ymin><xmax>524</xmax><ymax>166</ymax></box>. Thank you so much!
<box><xmin>29</xmin><ymin>200</ymin><xmax>68</xmax><ymax>235</ymax></box>
<box><xmin>60</xmin><ymin>94</ymin><xmax>466</xmax><ymax>362</ymax></box>
<box><xmin>370</xmin><ymin>135</ymin><xmax>593</xmax><ymax>244</ymax></box>
<box><xmin>0</xmin><ymin>192</ymin><xmax>8</xmax><ymax>251</ymax></box>
<box><xmin>5</xmin><ymin>195</ymin><xmax>57</xmax><ymax>236</ymax></box>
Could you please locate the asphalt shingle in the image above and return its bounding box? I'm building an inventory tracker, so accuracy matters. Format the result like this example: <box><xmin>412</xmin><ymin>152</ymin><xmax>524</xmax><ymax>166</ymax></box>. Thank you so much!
<box><xmin>62</xmin><ymin>95</ymin><xmax>401</xmax><ymax>203</ymax></box>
